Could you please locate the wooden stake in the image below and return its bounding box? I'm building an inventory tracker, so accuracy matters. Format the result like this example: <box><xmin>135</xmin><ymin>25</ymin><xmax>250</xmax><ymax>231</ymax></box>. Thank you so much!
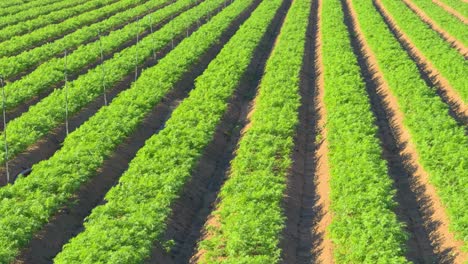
<box><xmin>98</xmin><ymin>30</ymin><xmax>108</xmax><ymax>106</ymax></box>
<box><xmin>0</xmin><ymin>75</ymin><xmax>9</xmax><ymax>183</ymax></box>
<box><xmin>135</xmin><ymin>20</ymin><xmax>140</xmax><ymax>83</ymax></box>
<box><xmin>148</xmin><ymin>15</ymin><xmax>157</xmax><ymax>61</ymax></box>
<box><xmin>63</xmin><ymin>50</ymin><xmax>69</xmax><ymax>136</ymax></box>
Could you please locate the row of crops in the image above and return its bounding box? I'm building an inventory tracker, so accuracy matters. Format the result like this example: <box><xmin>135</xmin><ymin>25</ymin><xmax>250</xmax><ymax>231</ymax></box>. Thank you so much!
<box><xmin>352</xmin><ymin>0</ymin><xmax>468</xmax><ymax>252</ymax></box>
<box><xmin>0</xmin><ymin>0</ymin><xmax>131</xmax><ymax>48</ymax></box>
<box><xmin>0</xmin><ymin>0</ymin><xmax>466</xmax><ymax>263</ymax></box>
<box><xmin>0</xmin><ymin>0</ymin><xmax>175</xmax><ymax>78</ymax></box>
<box><xmin>0</xmin><ymin>0</ymin><xmax>220</xmax><ymax>164</ymax></box>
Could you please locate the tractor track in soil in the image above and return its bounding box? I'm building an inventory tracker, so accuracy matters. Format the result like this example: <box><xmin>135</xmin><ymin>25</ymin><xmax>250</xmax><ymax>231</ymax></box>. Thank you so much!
<box><xmin>280</xmin><ymin>0</ymin><xmax>333</xmax><ymax>263</ymax></box>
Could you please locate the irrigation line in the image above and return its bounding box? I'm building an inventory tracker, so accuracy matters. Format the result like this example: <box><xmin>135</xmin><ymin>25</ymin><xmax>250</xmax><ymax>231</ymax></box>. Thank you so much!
<box><xmin>0</xmin><ymin>75</ymin><xmax>9</xmax><ymax>183</ymax></box>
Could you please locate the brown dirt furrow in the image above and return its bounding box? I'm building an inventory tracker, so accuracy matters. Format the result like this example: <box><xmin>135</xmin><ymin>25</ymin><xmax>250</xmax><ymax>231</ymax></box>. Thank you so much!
<box><xmin>375</xmin><ymin>0</ymin><xmax>468</xmax><ymax>125</ymax></box>
<box><xmin>0</xmin><ymin>5</ymin><xmax>223</xmax><ymax>186</ymax></box>
<box><xmin>11</xmin><ymin>2</ymin><xmax>255</xmax><ymax>263</ymax></box>
<box><xmin>432</xmin><ymin>0</ymin><xmax>468</xmax><ymax>24</ymax></box>
<box><xmin>312</xmin><ymin>0</ymin><xmax>333</xmax><ymax>261</ymax></box>
<box><xmin>346</xmin><ymin>0</ymin><xmax>467</xmax><ymax>263</ymax></box>
<box><xmin>402</xmin><ymin>0</ymin><xmax>468</xmax><ymax>57</ymax></box>
<box><xmin>281</xmin><ymin>0</ymin><xmax>333</xmax><ymax>262</ymax></box>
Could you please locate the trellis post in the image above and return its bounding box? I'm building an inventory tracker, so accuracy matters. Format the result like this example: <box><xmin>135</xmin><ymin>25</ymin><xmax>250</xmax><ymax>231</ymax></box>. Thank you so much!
<box><xmin>0</xmin><ymin>75</ymin><xmax>9</xmax><ymax>183</ymax></box>
<box><xmin>98</xmin><ymin>30</ymin><xmax>108</xmax><ymax>106</ymax></box>
<box><xmin>64</xmin><ymin>50</ymin><xmax>69</xmax><ymax>136</ymax></box>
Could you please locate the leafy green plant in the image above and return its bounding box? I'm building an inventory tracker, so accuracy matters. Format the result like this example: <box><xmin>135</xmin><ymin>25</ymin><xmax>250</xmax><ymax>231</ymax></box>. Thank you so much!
<box><xmin>54</xmin><ymin>0</ymin><xmax>283</xmax><ymax>262</ymax></box>
<box><xmin>322</xmin><ymin>0</ymin><xmax>408</xmax><ymax>262</ymax></box>
<box><xmin>0</xmin><ymin>0</ymin><xmax>255</xmax><ymax>262</ymax></box>
<box><xmin>0</xmin><ymin>0</ymin><xmax>63</xmax><ymax>15</ymax></box>
<box><xmin>354</xmin><ymin>0</ymin><xmax>468</xmax><ymax>251</ymax></box>
<box><xmin>379</xmin><ymin>0</ymin><xmax>468</xmax><ymax>104</ymax></box>
<box><xmin>0</xmin><ymin>0</ymin><xmax>89</xmax><ymax>28</ymax></box>
<box><xmin>0</xmin><ymin>0</ymin><xmax>173</xmax><ymax>79</ymax></box>
<box><xmin>437</xmin><ymin>0</ymin><xmax>468</xmax><ymax>17</ymax></box>
<box><xmin>0</xmin><ymin>0</ymin><xmax>138</xmax><ymax>56</ymax></box>
<box><xmin>199</xmin><ymin>0</ymin><xmax>310</xmax><ymax>262</ymax></box>
<box><xmin>409</xmin><ymin>0</ymin><xmax>467</xmax><ymax>45</ymax></box>
<box><xmin>0</xmin><ymin>0</ymin><xmax>215</xmax><ymax>164</ymax></box>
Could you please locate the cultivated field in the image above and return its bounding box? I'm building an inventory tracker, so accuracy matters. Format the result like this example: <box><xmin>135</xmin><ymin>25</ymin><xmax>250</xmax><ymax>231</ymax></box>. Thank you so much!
<box><xmin>0</xmin><ymin>0</ymin><xmax>466</xmax><ymax>263</ymax></box>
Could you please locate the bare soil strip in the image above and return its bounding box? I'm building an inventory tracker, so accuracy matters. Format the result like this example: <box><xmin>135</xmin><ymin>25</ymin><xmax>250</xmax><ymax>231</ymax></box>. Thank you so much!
<box><xmin>140</xmin><ymin>2</ymin><xmax>289</xmax><ymax>263</ymax></box>
<box><xmin>345</xmin><ymin>0</ymin><xmax>467</xmax><ymax>263</ymax></box>
<box><xmin>0</xmin><ymin>6</ymin><xmax>223</xmax><ymax>186</ymax></box>
<box><xmin>280</xmin><ymin>0</ymin><xmax>333</xmax><ymax>263</ymax></box>
<box><xmin>11</xmin><ymin>3</ymin><xmax>257</xmax><ymax>263</ymax></box>
<box><xmin>1</xmin><ymin>3</ymin><xmax>193</xmax><ymax>129</ymax></box>
<box><xmin>402</xmin><ymin>0</ymin><xmax>468</xmax><ymax>56</ymax></box>
<box><xmin>375</xmin><ymin>0</ymin><xmax>468</xmax><ymax>125</ymax></box>
<box><xmin>309</xmin><ymin>0</ymin><xmax>334</xmax><ymax>261</ymax></box>
<box><xmin>432</xmin><ymin>0</ymin><xmax>468</xmax><ymax>24</ymax></box>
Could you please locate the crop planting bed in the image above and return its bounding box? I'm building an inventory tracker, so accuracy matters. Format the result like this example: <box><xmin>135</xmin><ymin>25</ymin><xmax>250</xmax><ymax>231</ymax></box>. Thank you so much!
<box><xmin>0</xmin><ymin>0</ymin><xmax>466</xmax><ymax>263</ymax></box>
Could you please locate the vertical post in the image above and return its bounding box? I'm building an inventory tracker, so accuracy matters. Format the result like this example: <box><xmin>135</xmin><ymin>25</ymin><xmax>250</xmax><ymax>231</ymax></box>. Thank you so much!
<box><xmin>0</xmin><ymin>75</ymin><xmax>9</xmax><ymax>183</ymax></box>
<box><xmin>171</xmin><ymin>15</ymin><xmax>174</xmax><ymax>49</ymax></box>
<box><xmin>98</xmin><ymin>30</ymin><xmax>107</xmax><ymax>106</ymax></box>
<box><xmin>64</xmin><ymin>50</ymin><xmax>69</xmax><ymax>136</ymax></box>
<box><xmin>148</xmin><ymin>15</ymin><xmax>157</xmax><ymax>61</ymax></box>
<box><xmin>135</xmin><ymin>20</ymin><xmax>140</xmax><ymax>83</ymax></box>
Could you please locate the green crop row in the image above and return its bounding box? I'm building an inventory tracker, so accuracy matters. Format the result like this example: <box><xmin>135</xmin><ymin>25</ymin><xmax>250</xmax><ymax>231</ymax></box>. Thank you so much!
<box><xmin>0</xmin><ymin>0</ymin><xmax>89</xmax><ymax>28</ymax></box>
<box><xmin>438</xmin><ymin>0</ymin><xmax>468</xmax><ymax>17</ymax></box>
<box><xmin>323</xmin><ymin>0</ymin><xmax>408</xmax><ymax>262</ymax></box>
<box><xmin>378</xmin><ymin>0</ymin><xmax>468</xmax><ymax>105</ymax></box>
<box><xmin>198</xmin><ymin>0</ymin><xmax>309</xmax><ymax>263</ymax></box>
<box><xmin>0</xmin><ymin>0</ymin><xmax>207</xmax><ymax>164</ymax></box>
<box><xmin>353</xmin><ymin>0</ymin><xmax>468</xmax><ymax>251</ymax></box>
<box><xmin>53</xmin><ymin>0</ymin><xmax>284</xmax><ymax>262</ymax></box>
<box><xmin>0</xmin><ymin>0</ymin><xmax>31</xmax><ymax>9</ymax></box>
<box><xmin>0</xmin><ymin>0</ymin><xmax>61</xmax><ymax>15</ymax></box>
<box><xmin>0</xmin><ymin>0</ymin><xmax>247</xmax><ymax>262</ymax></box>
<box><xmin>0</xmin><ymin>0</ymin><xmax>177</xmax><ymax>80</ymax></box>
<box><xmin>0</xmin><ymin>0</ymin><xmax>137</xmax><ymax>56</ymax></box>
<box><xmin>408</xmin><ymin>0</ymin><xmax>468</xmax><ymax>45</ymax></box>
